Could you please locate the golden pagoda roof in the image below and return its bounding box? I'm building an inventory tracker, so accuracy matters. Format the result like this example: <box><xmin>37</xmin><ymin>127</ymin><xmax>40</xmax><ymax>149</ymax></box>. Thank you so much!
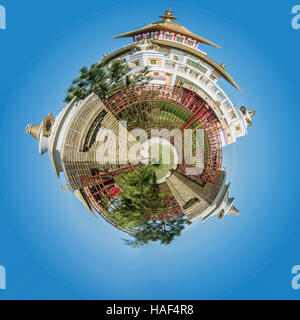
<box><xmin>113</xmin><ymin>9</ymin><xmax>221</xmax><ymax>48</ymax></box>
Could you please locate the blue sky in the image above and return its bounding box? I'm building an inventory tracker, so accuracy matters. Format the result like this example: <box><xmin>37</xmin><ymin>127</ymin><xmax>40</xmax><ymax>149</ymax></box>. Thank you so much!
<box><xmin>0</xmin><ymin>0</ymin><xmax>299</xmax><ymax>299</ymax></box>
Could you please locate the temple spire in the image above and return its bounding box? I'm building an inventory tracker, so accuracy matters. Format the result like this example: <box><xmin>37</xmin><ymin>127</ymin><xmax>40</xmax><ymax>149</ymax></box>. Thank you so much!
<box><xmin>159</xmin><ymin>8</ymin><xmax>178</xmax><ymax>23</ymax></box>
<box><xmin>25</xmin><ymin>124</ymin><xmax>41</xmax><ymax>141</ymax></box>
<box><xmin>248</xmin><ymin>110</ymin><xmax>256</xmax><ymax>119</ymax></box>
<box><xmin>229</xmin><ymin>206</ymin><xmax>240</xmax><ymax>215</ymax></box>
<box><xmin>25</xmin><ymin>113</ymin><xmax>54</xmax><ymax>142</ymax></box>
<box><xmin>240</xmin><ymin>106</ymin><xmax>256</xmax><ymax>127</ymax></box>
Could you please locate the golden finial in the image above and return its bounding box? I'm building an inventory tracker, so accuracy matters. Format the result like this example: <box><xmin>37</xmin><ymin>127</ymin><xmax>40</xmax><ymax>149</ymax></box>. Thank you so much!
<box><xmin>25</xmin><ymin>113</ymin><xmax>54</xmax><ymax>141</ymax></box>
<box><xmin>240</xmin><ymin>106</ymin><xmax>256</xmax><ymax>127</ymax></box>
<box><xmin>248</xmin><ymin>110</ymin><xmax>256</xmax><ymax>119</ymax></box>
<box><xmin>159</xmin><ymin>8</ymin><xmax>178</xmax><ymax>22</ymax></box>
<box><xmin>25</xmin><ymin>124</ymin><xmax>41</xmax><ymax>141</ymax></box>
<box><xmin>218</xmin><ymin>209</ymin><xmax>225</xmax><ymax>219</ymax></box>
<box><xmin>229</xmin><ymin>206</ymin><xmax>240</xmax><ymax>216</ymax></box>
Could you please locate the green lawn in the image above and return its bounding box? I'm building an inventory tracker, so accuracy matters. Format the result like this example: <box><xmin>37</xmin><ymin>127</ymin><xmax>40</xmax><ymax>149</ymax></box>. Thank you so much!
<box><xmin>149</xmin><ymin>143</ymin><xmax>175</xmax><ymax>181</ymax></box>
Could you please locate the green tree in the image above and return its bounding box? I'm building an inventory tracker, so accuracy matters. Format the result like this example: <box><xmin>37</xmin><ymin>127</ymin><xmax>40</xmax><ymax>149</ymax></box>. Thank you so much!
<box><xmin>114</xmin><ymin>165</ymin><xmax>191</xmax><ymax>246</ymax></box>
<box><xmin>124</xmin><ymin>217</ymin><xmax>191</xmax><ymax>247</ymax></box>
<box><xmin>113</xmin><ymin>165</ymin><xmax>161</xmax><ymax>229</ymax></box>
<box><xmin>64</xmin><ymin>60</ymin><xmax>149</xmax><ymax>103</ymax></box>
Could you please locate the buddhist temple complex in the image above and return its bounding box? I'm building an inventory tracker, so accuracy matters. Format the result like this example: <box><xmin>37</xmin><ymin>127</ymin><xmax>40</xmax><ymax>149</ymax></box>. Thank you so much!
<box><xmin>26</xmin><ymin>9</ymin><xmax>254</xmax><ymax>235</ymax></box>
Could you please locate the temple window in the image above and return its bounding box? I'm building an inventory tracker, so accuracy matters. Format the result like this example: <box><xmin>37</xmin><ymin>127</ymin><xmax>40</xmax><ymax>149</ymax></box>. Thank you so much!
<box><xmin>183</xmin><ymin>198</ymin><xmax>199</xmax><ymax>210</ymax></box>
<box><xmin>165</xmin><ymin>33</ymin><xmax>173</xmax><ymax>41</ymax></box>
<box><xmin>186</xmin><ymin>59</ymin><xmax>207</xmax><ymax>74</ymax></box>
<box><xmin>189</xmin><ymin>70</ymin><xmax>199</xmax><ymax>78</ymax></box>
<box><xmin>135</xmin><ymin>35</ymin><xmax>142</xmax><ymax>42</ymax></box>
<box><xmin>230</xmin><ymin>110</ymin><xmax>237</xmax><ymax>119</ymax></box>
<box><xmin>178</xmin><ymin>65</ymin><xmax>188</xmax><ymax>73</ymax></box>
<box><xmin>131</xmin><ymin>60</ymin><xmax>140</xmax><ymax>67</ymax></box>
<box><xmin>173</xmin><ymin>55</ymin><xmax>179</xmax><ymax>61</ymax></box>
<box><xmin>148</xmin><ymin>58</ymin><xmax>161</xmax><ymax>66</ymax></box>
<box><xmin>187</xmin><ymin>39</ymin><xmax>195</xmax><ymax>46</ymax></box>
<box><xmin>165</xmin><ymin>60</ymin><xmax>175</xmax><ymax>69</ymax></box>
<box><xmin>176</xmin><ymin>35</ymin><xmax>184</xmax><ymax>43</ymax></box>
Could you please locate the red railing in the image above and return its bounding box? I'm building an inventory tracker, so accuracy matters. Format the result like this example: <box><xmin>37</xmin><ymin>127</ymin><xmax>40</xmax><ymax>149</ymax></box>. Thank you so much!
<box><xmin>79</xmin><ymin>84</ymin><xmax>223</xmax><ymax>234</ymax></box>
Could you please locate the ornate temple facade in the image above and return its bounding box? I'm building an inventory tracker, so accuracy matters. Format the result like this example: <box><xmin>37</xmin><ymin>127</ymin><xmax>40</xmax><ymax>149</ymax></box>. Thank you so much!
<box><xmin>26</xmin><ymin>9</ymin><xmax>254</xmax><ymax>230</ymax></box>
<box><xmin>102</xmin><ymin>9</ymin><xmax>255</xmax><ymax>146</ymax></box>
<box><xmin>26</xmin><ymin>93</ymin><xmax>142</xmax><ymax>212</ymax></box>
